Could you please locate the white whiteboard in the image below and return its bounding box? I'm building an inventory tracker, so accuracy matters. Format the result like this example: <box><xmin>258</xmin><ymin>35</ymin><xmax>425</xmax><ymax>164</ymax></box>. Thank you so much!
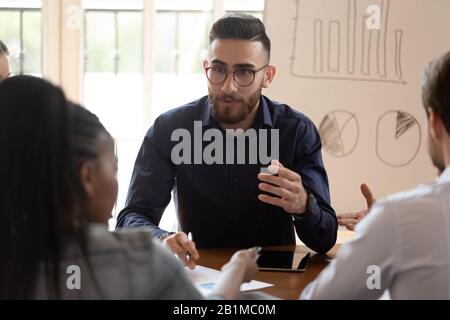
<box><xmin>264</xmin><ymin>0</ymin><xmax>450</xmax><ymax>212</ymax></box>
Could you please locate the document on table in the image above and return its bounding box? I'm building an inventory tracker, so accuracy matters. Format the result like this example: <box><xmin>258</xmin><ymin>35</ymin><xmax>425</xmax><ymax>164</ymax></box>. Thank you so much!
<box><xmin>185</xmin><ymin>265</ymin><xmax>273</xmax><ymax>295</ymax></box>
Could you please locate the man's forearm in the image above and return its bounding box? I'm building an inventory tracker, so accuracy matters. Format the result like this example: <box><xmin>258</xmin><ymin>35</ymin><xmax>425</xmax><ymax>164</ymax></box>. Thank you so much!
<box><xmin>116</xmin><ymin>211</ymin><xmax>169</xmax><ymax>238</ymax></box>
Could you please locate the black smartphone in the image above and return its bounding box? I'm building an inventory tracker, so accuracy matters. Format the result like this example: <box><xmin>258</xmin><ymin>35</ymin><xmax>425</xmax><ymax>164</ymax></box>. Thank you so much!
<box><xmin>257</xmin><ymin>250</ymin><xmax>311</xmax><ymax>272</ymax></box>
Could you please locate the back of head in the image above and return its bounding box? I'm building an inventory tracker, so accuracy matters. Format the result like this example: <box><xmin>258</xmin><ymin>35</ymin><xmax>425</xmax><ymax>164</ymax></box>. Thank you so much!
<box><xmin>69</xmin><ymin>101</ymin><xmax>111</xmax><ymax>165</ymax></box>
<box><xmin>422</xmin><ymin>51</ymin><xmax>450</xmax><ymax>136</ymax></box>
<box><xmin>0</xmin><ymin>76</ymin><xmax>76</xmax><ymax>299</ymax></box>
<box><xmin>0</xmin><ymin>39</ymin><xmax>8</xmax><ymax>56</ymax></box>
<box><xmin>209</xmin><ymin>13</ymin><xmax>271</xmax><ymax>60</ymax></box>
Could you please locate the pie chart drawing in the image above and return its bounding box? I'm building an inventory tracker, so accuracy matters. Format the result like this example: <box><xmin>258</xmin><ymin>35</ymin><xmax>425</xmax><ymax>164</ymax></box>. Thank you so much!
<box><xmin>319</xmin><ymin>110</ymin><xmax>359</xmax><ymax>158</ymax></box>
<box><xmin>376</xmin><ymin>110</ymin><xmax>421</xmax><ymax>167</ymax></box>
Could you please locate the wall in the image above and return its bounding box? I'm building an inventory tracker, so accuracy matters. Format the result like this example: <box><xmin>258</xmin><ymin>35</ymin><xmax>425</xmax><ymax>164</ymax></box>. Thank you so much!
<box><xmin>264</xmin><ymin>0</ymin><xmax>450</xmax><ymax>212</ymax></box>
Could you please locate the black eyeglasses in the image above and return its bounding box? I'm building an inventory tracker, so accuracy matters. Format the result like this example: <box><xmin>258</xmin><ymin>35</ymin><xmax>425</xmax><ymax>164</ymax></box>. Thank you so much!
<box><xmin>204</xmin><ymin>64</ymin><xmax>269</xmax><ymax>87</ymax></box>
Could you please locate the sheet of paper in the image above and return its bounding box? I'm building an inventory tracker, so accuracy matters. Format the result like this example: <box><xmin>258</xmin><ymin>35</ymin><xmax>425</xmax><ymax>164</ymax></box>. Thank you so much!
<box><xmin>185</xmin><ymin>265</ymin><xmax>273</xmax><ymax>296</ymax></box>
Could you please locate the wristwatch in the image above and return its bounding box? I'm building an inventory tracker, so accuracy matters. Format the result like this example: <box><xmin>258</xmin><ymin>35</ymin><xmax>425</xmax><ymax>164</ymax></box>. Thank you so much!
<box><xmin>293</xmin><ymin>192</ymin><xmax>316</xmax><ymax>219</ymax></box>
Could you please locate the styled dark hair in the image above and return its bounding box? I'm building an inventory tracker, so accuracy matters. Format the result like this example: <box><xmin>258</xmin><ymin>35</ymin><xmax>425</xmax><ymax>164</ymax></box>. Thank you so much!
<box><xmin>0</xmin><ymin>39</ymin><xmax>9</xmax><ymax>56</ymax></box>
<box><xmin>422</xmin><ymin>51</ymin><xmax>450</xmax><ymax>136</ymax></box>
<box><xmin>209</xmin><ymin>13</ymin><xmax>271</xmax><ymax>60</ymax></box>
<box><xmin>0</xmin><ymin>76</ymin><xmax>110</xmax><ymax>299</ymax></box>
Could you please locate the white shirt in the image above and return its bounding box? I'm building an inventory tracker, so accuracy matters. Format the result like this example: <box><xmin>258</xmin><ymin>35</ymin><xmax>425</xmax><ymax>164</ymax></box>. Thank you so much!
<box><xmin>301</xmin><ymin>166</ymin><xmax>450</xmax><ymax>300</ymax></box>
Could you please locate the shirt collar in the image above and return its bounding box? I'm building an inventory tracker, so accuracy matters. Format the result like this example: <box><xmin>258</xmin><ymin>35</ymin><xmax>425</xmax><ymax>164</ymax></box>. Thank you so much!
<box><xmin>260</xmin><ymin>96</ymin><xmax>274</xmax><ymax>128</ymax></box>
<box><xmin>202</xmin><ymin>95</ymin><xmax>273</xmax><ymax>129</ymax></box>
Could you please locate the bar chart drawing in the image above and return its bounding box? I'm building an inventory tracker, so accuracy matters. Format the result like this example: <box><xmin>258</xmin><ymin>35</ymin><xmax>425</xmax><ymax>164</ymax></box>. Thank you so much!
<box><xmin>291</xmin><ymin>0</ymin><xmax>406</xmax><ymax>84</ymax></box>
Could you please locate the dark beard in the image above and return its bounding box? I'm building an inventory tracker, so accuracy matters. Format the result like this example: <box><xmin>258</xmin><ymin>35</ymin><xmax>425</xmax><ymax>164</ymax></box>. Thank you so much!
<box><xmin>210</xmin><ymin>86</ymin><xmax>262</xmax><ymax>125</ymax></box>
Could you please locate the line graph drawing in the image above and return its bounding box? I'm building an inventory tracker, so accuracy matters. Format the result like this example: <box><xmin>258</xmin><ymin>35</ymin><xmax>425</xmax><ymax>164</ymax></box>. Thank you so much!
<box><xmin>319</xmin><ymin>110</ymin><xmax>359</xmax><ymax>158</ymax></box>
<box><xmin>376</xmin><ymin>110</ymin><xmax>421</xmax><ymax>167</ymax></box>
<box><xmin>290</xmin><ymin>0</ymin><xmax>406</xmax><ymax>84</ymax></box>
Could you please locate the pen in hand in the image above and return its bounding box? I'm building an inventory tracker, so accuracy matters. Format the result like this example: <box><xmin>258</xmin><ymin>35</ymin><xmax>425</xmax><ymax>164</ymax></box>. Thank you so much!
<box><xmin>186</xmin><ymin>232</ymin><xmax>197</xmax><ymax>267</ymax></box>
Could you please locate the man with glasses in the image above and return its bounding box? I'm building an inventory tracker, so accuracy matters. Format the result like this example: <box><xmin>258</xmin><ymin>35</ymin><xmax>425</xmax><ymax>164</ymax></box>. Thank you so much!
<box><xmin>0</xmin><ymin>40</ymin><xmax>11</xmax><ymax>82</ymax></box>
<box><xmin>117</xmin><ymin>14</ymin><xmax>337</xmax><ymax>268</ymax></box>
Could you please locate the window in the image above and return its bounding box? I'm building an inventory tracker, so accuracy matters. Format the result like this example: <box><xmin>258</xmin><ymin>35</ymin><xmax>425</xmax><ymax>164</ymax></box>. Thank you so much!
<box><xmin>83</xmin><ymin>0</ymin><xmax>145</xmax><ymax>229</ymax></box>
<box><xmin>153</xmin><ymin>3</ymin><xmax>212</xmax><ymax>122</ymax></box>
<box><xmin>84</xmin><ymin>8</ymin><xmax>144</xmax><ymax>139</ymax></box>
<box><xmin>0</xmin><ymin>0</ymin><xmax>42</xmax><ymax>76</ymax></box>
<box><xmin>224</xmin><ymin>0</ymin><xmax>265</xmax><ymax>19</ymax></box>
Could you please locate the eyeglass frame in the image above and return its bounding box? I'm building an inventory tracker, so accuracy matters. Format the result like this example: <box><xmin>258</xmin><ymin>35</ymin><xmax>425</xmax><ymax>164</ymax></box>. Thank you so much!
<box><xmin>204</xmin><ymin>63</ymin><xmax>269</xmax><ymax>87</ymax></box>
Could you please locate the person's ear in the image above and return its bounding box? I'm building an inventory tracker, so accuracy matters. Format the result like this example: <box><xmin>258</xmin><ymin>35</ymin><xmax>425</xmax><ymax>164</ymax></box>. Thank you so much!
<box><xmin>79</xmin><ymin>161</ymin><xmax>96</xmax><ymax>197</ymax></box>
<box><xmin>262</xmin><ymin>65</ymin><xmax>276</xmax><ymax>88</ymax></box>
<box><xmin>428</xmin><ymin>108</ymin><xmax>444</xmax><ymax>140</ymax></box>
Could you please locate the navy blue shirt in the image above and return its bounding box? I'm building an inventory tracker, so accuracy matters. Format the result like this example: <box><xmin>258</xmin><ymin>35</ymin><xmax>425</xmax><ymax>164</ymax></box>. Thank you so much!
<box><xmin>116</xmin><ymin>96</ymin><xmax>337</xmax><ymax>254</ymax></box>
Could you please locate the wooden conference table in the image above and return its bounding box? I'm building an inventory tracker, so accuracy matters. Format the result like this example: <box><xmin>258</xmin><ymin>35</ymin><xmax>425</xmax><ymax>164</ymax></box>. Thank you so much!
<box><xmin>198</xmin><ymin>244</ymin><xmax>341</xmax><ymax>300</ymax></box>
